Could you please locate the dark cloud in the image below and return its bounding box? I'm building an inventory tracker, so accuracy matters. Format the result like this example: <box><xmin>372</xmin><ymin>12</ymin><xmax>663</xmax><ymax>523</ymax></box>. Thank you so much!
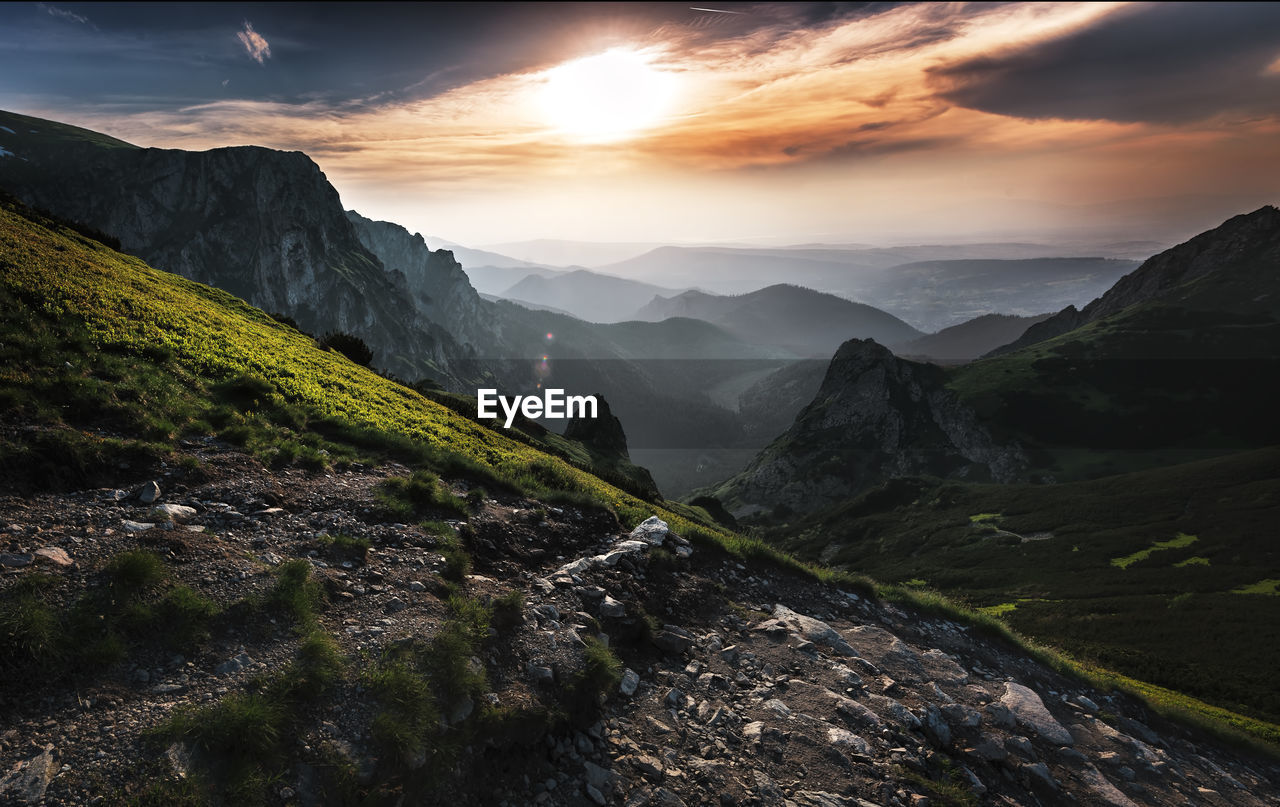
<box><xmin>929</xmin><ymin>3</ymin><xmax>1280</xmax><ymax>124</ymax></box>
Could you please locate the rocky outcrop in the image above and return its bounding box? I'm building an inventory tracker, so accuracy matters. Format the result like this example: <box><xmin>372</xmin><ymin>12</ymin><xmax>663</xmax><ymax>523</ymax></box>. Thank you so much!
<box><xmin>716</xmin><ymin>339</ymin><xmax>1026</xmax><ymax>518</ymax></box>
<box><xmin>344</xmin><ymin>210</ymin><xmax>496</xmax><ymax>355</ymax></box>
<box><xmin>0</xmin><ymin>115</ymin><xmax>453</xmax><ymax>383</ymax></box>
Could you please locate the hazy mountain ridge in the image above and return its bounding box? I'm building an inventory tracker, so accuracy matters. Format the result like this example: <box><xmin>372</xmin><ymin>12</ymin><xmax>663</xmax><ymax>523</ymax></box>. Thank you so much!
<box><xmin>895</xmin><ymin>313</ymin><xmax>1052</xmax><ymax>362</ymax></box>
<box><xmin>500</xmin><ymin>269</ymin><xmax>688</xmax><ymax>324</ymax></box>
<box><xmin>635</xmin><ymin>284</ymin><xmax>923</xmax><ymax>358</ymax></box>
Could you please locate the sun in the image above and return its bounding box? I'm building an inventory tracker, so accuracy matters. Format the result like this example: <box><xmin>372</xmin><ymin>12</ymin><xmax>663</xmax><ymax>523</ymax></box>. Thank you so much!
<box><xmin>540</xmin><ymin>48</ymin><xmax>676</xmax><ymax>141</ymax></box>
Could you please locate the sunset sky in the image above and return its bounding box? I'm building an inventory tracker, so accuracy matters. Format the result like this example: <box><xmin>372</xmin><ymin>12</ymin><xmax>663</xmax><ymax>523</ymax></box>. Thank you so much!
<box><xmin>3</xmin><ymin>2</ymin><xmax>1279</xmax><ymax>247</ymax></box>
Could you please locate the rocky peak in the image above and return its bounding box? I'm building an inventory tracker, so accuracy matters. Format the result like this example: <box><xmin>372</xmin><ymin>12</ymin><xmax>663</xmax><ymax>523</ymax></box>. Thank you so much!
<box><xmin>715</xmin><ymin>339</ymin><xmax>1025</xmax><ymax>518</ymax></box>
<box><xmin>0</xmin><ymin>115</ymin><xmax>452</xmax><ymax>383</ymax></box>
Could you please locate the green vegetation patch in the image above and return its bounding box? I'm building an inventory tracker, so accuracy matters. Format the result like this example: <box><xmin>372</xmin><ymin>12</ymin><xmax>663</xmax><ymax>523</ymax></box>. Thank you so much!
<box><xmin>1111</xmin><ymin>533</ymin><xmax>1198</xmax><ymax>569</ymax></box>
<box><xmin>1233</xmin><ymin>579</ymin><xmax>1280</xmax><ymax>596</ymax></box>
<box><xmin>1174</xmin><ymin>556</ymin><xmax>1210</xmax><ymax>568</ymax></box>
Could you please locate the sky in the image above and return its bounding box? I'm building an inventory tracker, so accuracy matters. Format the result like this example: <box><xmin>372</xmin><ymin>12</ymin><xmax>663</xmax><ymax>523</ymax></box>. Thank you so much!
<box><xmin>2</xmin><ymin>1</ymin><xmax>1280</xmax><ymax>248</ymax></box>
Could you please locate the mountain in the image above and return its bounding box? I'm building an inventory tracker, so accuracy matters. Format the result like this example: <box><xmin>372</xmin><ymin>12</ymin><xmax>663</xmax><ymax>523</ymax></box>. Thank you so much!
<box><xmin>947</xmin><ymin>206</ymin><xmax>1280</xmax><ymax>481</ymax></box>
<box><xmin>863</xmin><ymin>257</ymin><xmax>1136</xmax><ymax>331</ymax></box>
<box><xmin>711</xmin><ymin>339</ymin><xmax>1027</xmax><ymax>519</ymax></box>
<box><xmin>991</xmin><ymin>205</ymin><xmax>1280</xmax><ymax>356</ymax></box>
<box><xmin>499</xmin><ymin>269</ymin><xmax>687</xmax><ymax>323</ymax></box>
<box><xmin>635</xmin><ymin>284</ymin><xmax>923</xmax><ymax>358</ymax></box>
<box><xmin>482</xmin><ymin>238</ymin><xmax>662</xmax><ymax>267</ymax></box>
<box><xmin>894</xmin><ymin>313</ymin><xmax>1052</xmax><ymax>363</ymax></box>
<box><xmin>463</xmin><ymin>264</ymin><xmax>563</xmax><ymax>297</ymax></box>
<box><xmin>3</xmin><ymin>200</ymin><xmax>1277</xmax><ymax>806</ymax></box>
<box><xmin>0</xmin><ymin>109</ymin><xmax>455</xmax><ymax>385</ymax></box>
<box><xmin>603</xmin><ymin>246</ymin><xmax>1138</xmax><ymax>331</ymax></box>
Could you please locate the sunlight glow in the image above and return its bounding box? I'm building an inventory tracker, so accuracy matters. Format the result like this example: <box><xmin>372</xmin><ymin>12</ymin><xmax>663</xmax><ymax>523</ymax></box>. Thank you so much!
<box><xmin>539</xmin><ymin>48</ymin><xmax>677</xmax><ymax>142</ymax></box>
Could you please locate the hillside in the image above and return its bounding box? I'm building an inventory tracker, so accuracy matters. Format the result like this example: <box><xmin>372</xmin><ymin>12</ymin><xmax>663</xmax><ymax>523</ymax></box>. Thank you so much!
<box><xmin>499</xmin><ymin>270</ymin><xmax>686</xmax><ymax>324</ymax></box>
<box><xmin>635</xmin><ymin>284</ymin><xmax>923</xmax><ymax>358</ymax></box>
<box><xmin>0</xmin><ymin>110</ymin><xmax>456</xmax><ymax>386</ymax></box>
<box><xmin>770</xmin><ymin>449</ymin><xmax>1280</xmax><ymax>731</ymax></box>
<box><xmin>947</xmin><ymin>208</ymin><xmax>1280</xmax><ymax>481</ymax></box>
<box><xmin>895</xmin><ymin>313</ymin><xmax>1052</xmax><ymax>363</ymax></box>
<box><xmin>3</xmin><ymin>184</ymin><xmax>1278</xmax><ymax>806</ymax></box>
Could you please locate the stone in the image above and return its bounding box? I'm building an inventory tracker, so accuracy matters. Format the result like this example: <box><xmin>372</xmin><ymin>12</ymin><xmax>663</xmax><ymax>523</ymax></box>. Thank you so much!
<box><xmin>138</xmin><ymin>480</ymin><xmax>161</xmax><ymax>503</ymax></box>
<box><xmin>631</xmin><ymin>755</ymin><xmax>664</xmax><ymax>781</ymax></box>
<box><xmin>527</xmin><ymin>663</ymin><xmax>555</xmax><ymax>685</ymax></box>
<box><xmin>385</xmin><ymin>597</ymin><xmax>408</xmax><ymax>614</ymax></box>
<box><xmin>620</xmin><ymin>668</ymin><xmax>640</xmax><ymax>697</ymax></box>
<box><xmin>599</xmin><ymin>595</ymin><xmax>627</xmax><ymax>619</ymax></box>
<box><xmin>0</xmin><ymin>552</ymin><xmax>33</xmax><ymax>567</ymax></box>
<box><xmin>33</xmin><ymin>547</ymin><xmax>72</xmax><ymax>567</ymax></box>
<box><xmin>1006</xmin><ymin>736</ymin><xmax>1035</xmax><ymax>759</ymax></box>
<box><xmin>833</xmin><ymin>695</ymin><xmax>882</xmax><ymax>728</ymax></box>
<box><xmin>150</xmin><ymin>503</ymin><xmax>197</xmax><ymax>522</ymax></box>
<box><xmin>584</xmin><ymin>760</ymin><xmax>615</xmax><ymax>791</ymax></box>
<box><xmin>0</xmin><ymin>744</ymin><xmax>57</xmax><ymax>805</ymax></box>
<box><xmin>630</xmin><ymin>516</ymin><xmax>671</xmax><ymax>545</ymax></box>
<box><xmin>968</xmin><ymin>737</ymin><xmax>1007</xmax><ymax>762</ymax></box>
<box><xmin>923</xmin><ymin>704</ymin><xmax>951</xmax><ymax>748</ymax></box>
<box><xmin>826</xmin><ymin>727</ymin><xmax>872</xmax><ymax>755</ymax></box>
<box><xmin>757</xmin><ymin>604</ymin><xmax>858</xmax><ymax>657</ymax></box>
<box><xmin>122</xmin><ymin>520</ymin><xmax>155</xmax><ymax>533</ymax></box>
<box><xmin>586</xmin><ymin>784</ymin><xmax>607</xmax><ymax>805</ymax></box>
<box><xmin>1022</xmin><ymin>761</ymin><xmax>1058</xmax><ymax>789</ymax></box>
<box><xmin>1081</xmin><ymin>765</ymin><xmax>1139</xmax><ymax>807</ymax></box>
<box><xmin>1001</xmin><ymin>682</ymin><xmax>1074</xmax><ymax>745</ymax></box>
<box><xmin>653</xmin><ymin>630</ymin><xmax>692</xmax><ymax>655</ymax></box>
<box><xmin>763</xmin><ymin>698</ymin><xmax>792</xmax><ymax>718</ymax></box>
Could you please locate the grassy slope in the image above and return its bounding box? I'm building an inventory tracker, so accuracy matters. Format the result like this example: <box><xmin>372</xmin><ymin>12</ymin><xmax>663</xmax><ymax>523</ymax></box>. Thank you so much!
<box><xmin>2</xmin><ymin>199</ymin><xmax>1277</xmax><ymax>754</ymax></box>
<box><xmin>777</xmin><ymin>449</ymin><xmax>1280</xmax><ymax>726</ymax></box>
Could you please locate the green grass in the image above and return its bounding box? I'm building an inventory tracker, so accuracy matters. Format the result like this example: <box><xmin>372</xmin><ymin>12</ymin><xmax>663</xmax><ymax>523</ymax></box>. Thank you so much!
<box><xmin>1233</xmin><ymin>579</ymin><xmax>1280</xmax><ymax>596</ymax></box>
<box><xmin>1111</xmin><ymin>533</ymin><xmax>1199</xmax><ymax>569</ymax></box>
<box><xmin>1175</xmin><ymin>556</ymin><xmax>1211</xmax><ymax>568</ymax></box>
<box><xmin>262</xmin><ymin>559</ymin><xmax>325</xmax><ymax>629</ymax></box>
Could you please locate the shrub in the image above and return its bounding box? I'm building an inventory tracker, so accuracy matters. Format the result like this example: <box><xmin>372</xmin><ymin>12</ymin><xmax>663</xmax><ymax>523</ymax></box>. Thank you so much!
<box><xmin>317</xmin><ymin>332</ymin><xmax>374</xmax><ymax>367</ymax></box>
<box><xmin>106</xmin><ymin>550</ymin><xmax>166</xmax><ymax>600</ymax></box>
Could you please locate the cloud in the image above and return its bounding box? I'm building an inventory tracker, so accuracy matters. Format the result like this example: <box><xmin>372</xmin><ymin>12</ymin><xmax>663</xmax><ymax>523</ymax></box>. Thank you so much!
<box><xmin>929</xmin><ymin>3</ymin><xmax>1280</xmax><ymax>124</ymax></box>
<box><xmin>236</xmin><ymin>20</ymin><xmax>271</xmax><ymax>65</ymax></box>
<box><xmin>39</xmin><ymin>3</ymin><xmax>89</xmax><ymax>24</ymax></box>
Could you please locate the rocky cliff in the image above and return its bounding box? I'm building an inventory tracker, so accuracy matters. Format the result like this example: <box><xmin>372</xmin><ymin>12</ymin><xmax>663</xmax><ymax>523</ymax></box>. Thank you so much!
<box><xmin>0</xmin><ymin>110</ymin><xmax>453</xmax><ymax>383</ymax></box>
<box><xmin>714</xmin><ymin>340</ymin><xmax>1026</xmax><ymax>519</ymax></box>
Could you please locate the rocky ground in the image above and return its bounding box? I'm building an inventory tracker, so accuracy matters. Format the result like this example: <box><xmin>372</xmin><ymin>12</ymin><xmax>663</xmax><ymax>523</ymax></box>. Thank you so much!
<box><xmin>1</xmin><ymin>440</ymin><xmax>1277</xmax><ymax>806</ymax></box>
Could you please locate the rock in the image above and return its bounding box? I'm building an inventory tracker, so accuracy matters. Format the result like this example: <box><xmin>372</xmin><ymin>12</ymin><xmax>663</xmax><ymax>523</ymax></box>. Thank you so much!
<box><xmin>121</xmin><ymin>520</ymin><xmax>155</xmax><ymax>533</ymax></box>
<box><xmin>983</xmin><ymin>701</ymin><xmax>1015</xmax><ymax>729</ymax></box>
<box><xmin>586</xmin><ymin>784</ymin><xmax>607</xmax><ymax>805</ymax></box>
<box><xmin>215</xmin><ymin>651</ymin><xmax>252</xmax><ymax>676</ymax></box>
<box><xmin>968</xmin><ymin>737</ymin><xmax>1007</xmax><ymax>762</ymax></box>
<box><xmin>867</xmin><ymin>693</ymin><xmax>920</xmax><ymax>729</ymax></box>
<box><xmin>447</xmin><ymin>695</ymin><xmax>474</xmax><ymax>725</ymax></box>
<box><xmin>150</xmin><ymin>503</ymin><xmax>197</xmax><ymax>522</ymax></box>
<box><xmin>653</xmin><ymin>630</ymin><xmax>692</xmax><ymax>655</ymax></box>
<box><xmin>584</xmin><ymin>760</ymin><xmax>616</xmax><ymax>791</ymax></box>
<box><xmin>32</xmin><ymin>547</ymin><xmax>72</xmax><ymax>567</ymax></box>
<box><xmin>1006</xmin><ymin>736</ymin><xmax>1035</xmax><ymax>759</ymax></box>
<box><xmin>922</xmin><ymin>704</ymin><xmax>951</xmax><ymax>748</ymax></box>
<box><xmin>630</xmin><ymin>754</ymin><xmax>664</xmax><ymax>781</ymax></box>
<box><xmin>650</xmin><ymin>787</ymin><xmax>687</xmax><ymax>807</ymax></box>
<box><xmin>408</xmin><ymin>581</ymin><xmax>426</xmax><ymax>592</ymax></box>
<box><xmin>940</xmin><ymin>703</ymin><xmax>980</xmax><ymax>728</ymax></box>
<box><xmin>785</xmin><ymin>792</ymin><xmax>872</xmax><ymax>807</ymax></box>
<box><xmin>138</xmin><ymin>480</ymin><xmax>161</xmax><ymax>503</ymax></box>
<box><xmin>833</xmin><ymin>695</ymin><xmax>882</xmax><ymax>728</ymax></box>
<box><xmin>1081</xmin><ymin>765</ymin><xmax>1139</xmax><ymax>807</ymax></box>
<box><xmin>826</xmin><ymin>727</ymin><xmax>872</xmax><ymax>755</ymax></box>
<box><xmin>743</xmin><ymin>721</ymin><xmax>766</xmax><ymax>744</ymax></box>
<box><xmin>0</xmin><ymin>552</ymin><xmax>33</xmax><ymax>567</ymax></box>
<box><xmin>527</xmin><ymin>663</ymin><xmax>555</xmax><ymax>685</ymax></box>
<box><xmin>0</xmin><ymin>744</ymin><xmax>57</xmax><ymax>805</ymax></box>
<box><xmin>758</xmin><ymin>604</ymin><xmax>858</xmax><ymax>657</ymax></box>
<box><xmin>630</xmin><ymin>516</ymin><xmax>670</xmax><ymax>545</ymax></box>
<box><xmin>599</xmin><ymin>595</ymin><xmax>627</xmax><ymax>619</ymax></box>
<box><xmin>385</xmin><ymin>597</ymin><xmax>408</xmax><ymax>614</ymax></box>
<box><xmin>1022</xmin><ymin>761</ymin><xmax>1058</xmax><ymax>790</ymax></box>
<box><xmin>1000</xmin><ymin>682</ymin><xmax>1074</xmax><ymax>745</ymax></box>
<box><xmin>763</xmin><ymin>698</ymin><xmax>792</xmax><ymax>718</ymax></box>
<box><xmin>620</xmin><ymin>668</ymin><xmax>640</xmax><ymax>696</ymax></box>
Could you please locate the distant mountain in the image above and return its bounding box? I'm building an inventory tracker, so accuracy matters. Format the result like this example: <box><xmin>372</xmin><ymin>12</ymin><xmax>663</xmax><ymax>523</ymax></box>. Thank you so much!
<box><xmin>0</xmin><ymin>109</ymin><xmax>458</xmax><ymax>384</ymax></box>
<box><xmin>499</xmin><ymin>269</ymin><xmax>687</xmax><ymax>324</ymax></box>
<box><xmin>894</xmin><ymin>313</ymin><xmax>1052</xmax><ymax>362</ymax></box>
<box><xmin>636</xmin><ymin>284</ymin><xmax>923</xmax><ymax>357</ymax></box>
<box><xmin>482</xmin><ymin>239</ymin><xmax>662</xmax><ymax>268</ymax></box>
<box><xmin>602</xmin><ymin>246</ymin><xmax>1139</xmax><ymax>331</ymax></box>
<box><xmin>463</xmin><ymin>264</ymin><xmax>563</xmax><ymax>297</ymax></box>
<box><xmin>711</xmin><ymin>339</ymin><xmax>1027</xmax><ymax>519</ymax></box>
<box><xmin>863</xmin><ymin>257</ymin><xmax>1136</xmax><ymax>331</ymax></box>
